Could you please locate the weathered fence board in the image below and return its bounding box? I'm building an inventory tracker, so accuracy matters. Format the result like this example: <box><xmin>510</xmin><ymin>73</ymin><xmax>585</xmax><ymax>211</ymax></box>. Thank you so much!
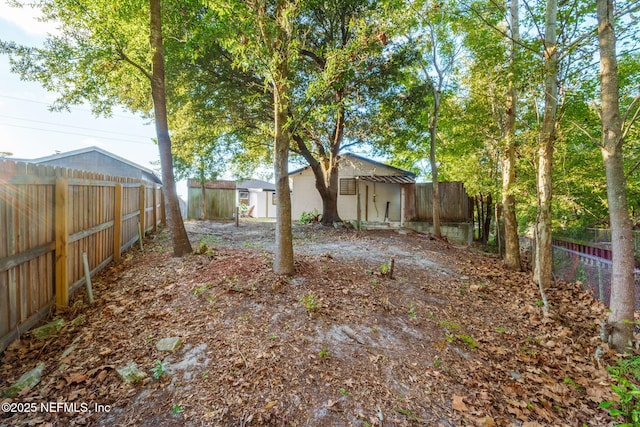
<box><xmin>187</xmin><ymin>180</ymin><xmax>236</xmax><ymax>220</ymax></box>
<box><xmin>412</xmin><ymin>182</ymin><xmax>473</xmax><ymax>222</ymax></box>
<box><xmin>0</xmin><ymin>159</ymin><xmax>164</xmax><ymax>352</ymax></box>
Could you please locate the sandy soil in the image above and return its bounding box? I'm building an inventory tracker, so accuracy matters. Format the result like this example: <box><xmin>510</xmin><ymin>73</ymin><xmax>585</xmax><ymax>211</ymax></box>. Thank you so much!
<box><xmin>0</xmin><ymin>220</ymin><xmax>618</xmax><ymax>426</ymax></box>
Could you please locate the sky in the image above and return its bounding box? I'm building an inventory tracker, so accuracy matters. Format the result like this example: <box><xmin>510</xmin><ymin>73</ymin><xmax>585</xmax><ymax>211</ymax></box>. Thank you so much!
<box><xmin>0</xmin><ymin>2</ymin><xmax>175</xmax><ymax>192</ymax></box>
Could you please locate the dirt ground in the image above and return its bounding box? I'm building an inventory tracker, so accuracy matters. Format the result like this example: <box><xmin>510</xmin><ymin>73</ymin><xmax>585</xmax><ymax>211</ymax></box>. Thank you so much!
<box><xmin>0</xmin><ymin>220</ymin><xmax>625</xmax><ymax>426</ymax></box>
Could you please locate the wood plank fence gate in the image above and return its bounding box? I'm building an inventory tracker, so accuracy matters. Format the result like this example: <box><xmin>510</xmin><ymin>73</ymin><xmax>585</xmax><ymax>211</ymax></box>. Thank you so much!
<box><xmin>0</xmin><ymin>160</ymin><xmax>165</xmax><ymax>352</ymax></box>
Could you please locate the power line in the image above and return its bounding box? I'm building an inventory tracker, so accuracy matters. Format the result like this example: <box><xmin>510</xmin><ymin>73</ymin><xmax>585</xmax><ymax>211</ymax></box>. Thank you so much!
<box><xmin>0</xmin><ymin>121</ymin><xmax>156</xmax><ymax>145</ymax></box>
<box><xmin>0</xmin><ymin>94</ymin><xmax>149</xmax><ymax>121</ymax></box>
<box><xmin>0</xmin><ymin>113</ymin><xmax>152</xmax><ymax>139</ymax></box>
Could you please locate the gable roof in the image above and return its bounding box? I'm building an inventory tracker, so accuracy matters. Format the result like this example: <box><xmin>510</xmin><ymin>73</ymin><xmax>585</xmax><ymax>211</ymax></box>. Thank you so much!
<box><xmin>289</xmin><ymin>153</ymin><xmax>417</xmax><ymax>179</ymax></box>
<box><xmin>237</xmin><ymin>179</ymin><xmax>276</xmax><ymax>191</ymax></box>
<box><xmin>30</xmin><ymin>146</ymin><xmax>162</xmax><ymax>184</ymax></box>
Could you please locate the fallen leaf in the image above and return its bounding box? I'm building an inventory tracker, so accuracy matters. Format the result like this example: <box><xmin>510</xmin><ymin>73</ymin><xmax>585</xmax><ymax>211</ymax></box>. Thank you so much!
<box><xmin>66</xmin><ymin>372</ymin><xmax>88</xmax><ymax>384</ymax></box>
<box><xmin>263</xmin><ymin>401</ymin><xmax>278</xmax><ymax>410</ymax></box>
<box><xmin>451</xmin><ymin>394</ymin><xmax>468</xmax><ymax>411</ymax></box>
<box><xmin>477</xmin><ymin>417</ymin><xmax>496</xmax><ymax>427</ymax></box>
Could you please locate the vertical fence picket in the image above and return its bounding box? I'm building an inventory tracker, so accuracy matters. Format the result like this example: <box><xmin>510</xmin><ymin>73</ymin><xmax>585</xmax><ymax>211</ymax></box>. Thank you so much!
<box><xmin>0</xmin><ymin>160</ymin><xmax>164</xmax><ymax>352</ymax></box>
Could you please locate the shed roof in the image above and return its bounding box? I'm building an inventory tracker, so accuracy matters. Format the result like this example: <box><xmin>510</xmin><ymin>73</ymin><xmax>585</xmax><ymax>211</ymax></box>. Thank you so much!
<box><xmin>289</xmin><ymin>153</ymin><xmax>416</xmax><ymax>179</ymax></box>
<box><xmin>358</xmin><ymin>175</ymin><xmax>415</xmax><ymax>184</ymax></box>
<box><xmin>237</xmin><ymin>179</ymin><xmax>276</xmax><ymax>191</ymax></box>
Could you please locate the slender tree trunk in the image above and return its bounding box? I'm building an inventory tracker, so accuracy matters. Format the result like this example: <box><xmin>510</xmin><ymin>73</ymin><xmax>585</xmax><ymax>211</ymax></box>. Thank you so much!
<box><xmin>200</xmin><ymin>181</ymin><xmax>206</xmax><ymax>220</ymax></box>
<box><xmin>149</xmin><ymin>0</ymin><xmax>191</xmax><ymax>257</ymax></box>
<box><xmin>502</xmin><ymin>0</ymin><xmax>521</xmax><ymax>270</ymax></box>
<box><xmin>597</xmin><ymin>0</ymin><xmax>635</xmax><ymax>352</ymax></box>
<box><xmin>534</xmin><ymin>0</ymin><xmax>558</xmax><ymax>291</ymax></box>
<box><xmin>272</xmin><ymin>0</ymin><xmax>295</xmax><ymax>275</ymax></box>
<box><xmin>430</xmin><ymin>91</ymin><xmax>441</xmax><ymax>237</ymax></box>
<box><xmin>482</xmin><ymin>194</ymin><xmax>492</xmax><ymax>245</ymax></box>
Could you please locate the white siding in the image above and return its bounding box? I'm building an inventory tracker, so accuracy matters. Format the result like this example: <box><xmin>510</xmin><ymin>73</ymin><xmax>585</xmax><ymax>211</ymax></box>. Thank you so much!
<box><xmin>291</xmin><ymin>171</ymin><xmax>323</xmax><ymax>220</ymax></box>
<box><xmin>236</xmin><ymin>189</ymin><xmax>276</xmax><ymax>218</ymax></box>
<box><xmin>290</xmin><ymin>155</ymin><xmax>408</xmax><ymax>223</ymax></box>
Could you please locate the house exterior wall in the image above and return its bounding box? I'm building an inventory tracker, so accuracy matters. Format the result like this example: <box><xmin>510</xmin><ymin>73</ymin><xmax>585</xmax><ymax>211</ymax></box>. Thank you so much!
<box><xmin>251</xmin><ymin>190</ymin><xmax>276</xmax><ymax>218</ymax></box>
<box><xmin>237</xmin><ymin>189</ymin><xmax>277</xmax><ymax>218</ymax></box>
<box><xmin>291</xmin><ymin>156</ymin><xmax>407</xmax><ymax>223</ymax></box>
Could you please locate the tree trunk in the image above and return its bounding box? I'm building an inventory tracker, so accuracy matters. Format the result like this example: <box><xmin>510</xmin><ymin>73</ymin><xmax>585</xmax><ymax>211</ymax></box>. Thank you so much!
<box><xmin>482</xmin><ymin>194</ymin><xmax>492</xmax><ymax>245</ymax></box>
<box><xmin>291</xmin><ymin>88</ymin><xmax>345</xmax><ymax>226</ymax></box>
<box><xmin>149</xmin><ymin>0</ymin><xmax>192</xmax><ymax>257</ymax></box>
<box><xmin>200</xmin><ymin>182</ymin><xmax>206</xmax><ymax>220</ymax></box>
<box><xmin>502</xmin><ymin>0</ymin><xmax>521</xmax><ymax>271</ymax></box>
<box><xmin>534</xmin><ymin>0</ymin><xmax>558</xmax><ymax>290</ymax></box>
<box><xmin>430</xmin><ymin>91</ymin><xmax>441</xmax><ymax>237</ymax></box>
<box><xmin>272</xmin><ymin>0</ymin><xmax>295</xmax><ymax>275</ymax></box>
<box><xmin>597</xmin><ymin>0</ymin><xmax>635</xmax><ymax>352</ymax></box>
<box><xmin>310</xmin><ymin>160</ymin><xmax>341</xmax><ymax>225</ymax></box>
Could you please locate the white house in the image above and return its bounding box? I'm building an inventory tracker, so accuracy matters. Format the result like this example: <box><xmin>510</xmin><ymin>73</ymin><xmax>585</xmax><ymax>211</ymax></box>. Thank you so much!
<box><xmin>237</xmin><ymin>179</ymin><xmax>277</xmax><ymax>218</ymax></box>
<box><xmin>289</xmin><ymin>153</ymin><xmax>416</xmax><ymax>225</ymax></box>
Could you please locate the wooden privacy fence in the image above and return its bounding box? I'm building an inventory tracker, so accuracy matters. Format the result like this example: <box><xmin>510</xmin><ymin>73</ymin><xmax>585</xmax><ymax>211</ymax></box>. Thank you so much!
<box><xmin>187</xmin><ymin>179</ymin><xmax>236</xmax><ymax>220</ymax></box>
<box><xmin>412</xmin><ymin>181</ymin><xmax>473</xmax><ymax>222</ymax></box>
<box><xmin>0</xmin><ymin>160</ymin><xmax>165</xmax><ymax>352</ymax></box>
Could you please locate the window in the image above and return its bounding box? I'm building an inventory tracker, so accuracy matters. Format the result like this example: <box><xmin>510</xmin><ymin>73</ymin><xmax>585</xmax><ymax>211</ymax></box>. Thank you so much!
<box><xmin>340</xmin><ymin>178</ymin><xmax>356</xmax><ymax>195</ymax></box>
<box><xmin>239</xmin><ymin>191</ymin><xmax>249</xmax><ymax>206</ymax></box>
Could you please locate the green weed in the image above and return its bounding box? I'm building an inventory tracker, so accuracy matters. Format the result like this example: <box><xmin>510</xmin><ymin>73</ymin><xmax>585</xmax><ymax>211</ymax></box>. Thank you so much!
<box><xmin>408</xmin><ymin>302</ymin><xmax>417</xmax><ymax>319</ymax></box>
<box><xmin>457</xmin><ymin>334</ymin><xmax>479</xmax><ymax>349</ymax></box>
<box><xmin>301</xmin><ymin>291</ymin><xmax>319</xmax><ymax>312</ymax></box>
<box><xmin>192</xmin><ymin>283</ymin><xmax>209</xmax><ymax>296</ymax></box>
<box><xmin>151</xmin><ymin>360</ymin><xmax>168</xmax><ymax>379</ymax></box>
<box><xmin>319</xmin><ymin>345</ymin><xmax>329</xmax><ymax>358</ymax></box>
<box><xmin>438</xmin><ymin>321</ymin><xmax>462</xmax><ymax>330</ymax></box>
<box><xmin>600</xmin><ymin>356</ymin><xmax>640</xmax><ymax>424</ymax></box>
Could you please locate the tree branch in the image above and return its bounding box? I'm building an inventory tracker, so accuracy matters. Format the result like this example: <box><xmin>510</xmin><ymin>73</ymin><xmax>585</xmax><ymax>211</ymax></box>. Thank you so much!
<box><xmin>118</xmin><ymin>49</ymin><xmax>152</xmax><ymax>81</ymax></box>
<box><xmin>621</xmin><ymin>92</ymin><xmax>640</xmax><ymax>142</ymax></box>
<box><xmin>569</xmin><ymin>120</ymin><xmax>599</xmax><ymax>146</ymax></box>
<box><xmin>300</xmin><ymin>48</ymin><xmax>325</xmax><ymax>69</ymax></box>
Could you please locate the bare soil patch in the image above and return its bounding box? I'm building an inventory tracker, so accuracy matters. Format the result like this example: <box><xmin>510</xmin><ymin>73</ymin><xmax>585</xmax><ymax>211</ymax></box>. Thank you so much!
<box><xmin>0</xmin><ymin>220</ymin><xmax>621</xmax><ymax>426</ymax></box>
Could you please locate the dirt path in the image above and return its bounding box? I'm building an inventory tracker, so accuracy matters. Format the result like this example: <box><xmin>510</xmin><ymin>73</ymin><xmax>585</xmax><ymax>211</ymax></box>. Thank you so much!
<box><xmin>0</xmin><ymin>221</ymin><xmax>616</xmax><ymax>426</ymax></box>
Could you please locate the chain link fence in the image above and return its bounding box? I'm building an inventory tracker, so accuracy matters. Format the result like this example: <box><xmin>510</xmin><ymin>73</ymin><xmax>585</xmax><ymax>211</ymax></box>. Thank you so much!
<box><xmin>520</xmin><ymin>237</ymin><xmax>640</xmax><ymax>309</ymax></box>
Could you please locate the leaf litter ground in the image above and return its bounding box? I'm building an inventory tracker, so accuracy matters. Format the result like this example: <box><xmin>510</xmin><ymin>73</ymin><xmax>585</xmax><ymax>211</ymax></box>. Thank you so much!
<box><xmin>0</xmin><ymin>220</ymin><xmax>627</xmax><ymax>426</ymax></box>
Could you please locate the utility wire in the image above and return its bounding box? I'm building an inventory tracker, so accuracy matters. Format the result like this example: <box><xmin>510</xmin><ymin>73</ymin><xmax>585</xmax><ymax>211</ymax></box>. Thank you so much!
<box><xmin>0</xmin><ymin>122</ymin><xmax>156</xmax><ymax>145</ymax></box>
<box><xmin>0</xmin><ymin>113</ymin><xmax>152</xmax><ymax>139</ymax></box>
<box><xmin>0</xmin><ymin>94</ymin><xmax>148</xmax><ymax>121</ymax></box>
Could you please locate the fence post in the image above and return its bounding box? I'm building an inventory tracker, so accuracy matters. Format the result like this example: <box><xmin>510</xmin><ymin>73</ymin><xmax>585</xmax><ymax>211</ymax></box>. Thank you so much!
<box><xmin>139</xmin><ymin>184</ymin><xmax>146</xmax><ymax>236</ymax></box>
<box><xmin>152</xmin><ymin>184</ymin><xmax>158</xmax><ymax>232</ymax></box>
<box><xmin>160</xmin><ymin>188</ymin><xmax>166</xmax><ymax>225</ymax></box>
<box><xmin>54</xmin><ymin>177</ymin><xmax>69</xmax><ymax>308</ymax></box>
<box><xmin>114</xmin><ymin>183</ymin><xmax>123</xmax><ymax>261</ymax></box>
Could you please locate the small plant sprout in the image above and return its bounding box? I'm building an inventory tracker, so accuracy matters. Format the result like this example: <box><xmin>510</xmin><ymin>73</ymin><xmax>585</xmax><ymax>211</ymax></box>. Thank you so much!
<box><xmin>408</xmin><ymin>302</ymin><xmax>417</xmax><ymax>319</ymax></box>
<box><xmin>171</xmin><ymin>404</ymin><xmax>184</xmax><ymax>415</ymax></box>
<box><xmin>300</xmin><ymin>291</ymin><xmax>319</xmax><ymax>312</ymax></box>
<box><xmin>319</xmin><ymin>345</ymin><xmax>329</xmax><ymax>358</ymax></box>
<box><xmin>339</xmin><ymin>388</ymin><xmax>349</xmax><ymax>396</ymax></box>
<box><xmin>380</xmin><ymin>263</ymin><xmax>390</xmax><ymax>275</ymax></box>
<box><xmin>191</xmin><ymin>283</ymin><xmax>209</xmax><ymax>296</ymax></box>
<box><xmin>457</xmin><ymin>334</ymin><xmax>479</xmax><ymax>349</ymax></box>
<box><xmin>151</xmin><ymin>360</ymin><xmax>168</xmax><ymax>379</ymax></box>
